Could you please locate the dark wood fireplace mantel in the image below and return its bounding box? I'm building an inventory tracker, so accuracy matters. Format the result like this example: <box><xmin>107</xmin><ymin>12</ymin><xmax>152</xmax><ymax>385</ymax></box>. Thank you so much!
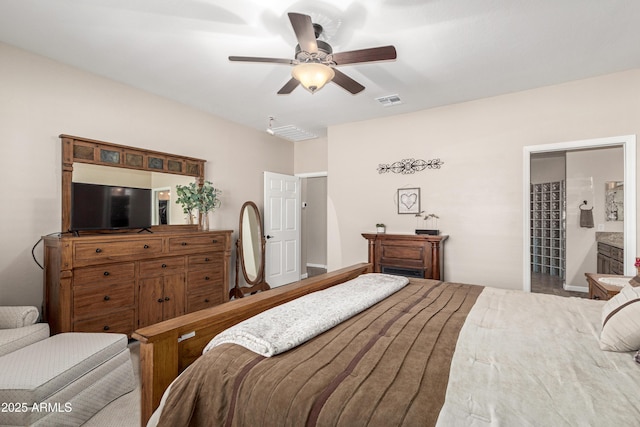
<box><xmin>362</xmin><ymin>233</ymin><xmax>448</xmax><ymax>280</ymax></box>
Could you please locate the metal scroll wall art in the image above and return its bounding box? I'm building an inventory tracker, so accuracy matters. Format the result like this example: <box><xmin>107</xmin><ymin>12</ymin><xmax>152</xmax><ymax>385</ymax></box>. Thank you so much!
<box><xmin>377</xmin><ymin>158</ymin><xmax>444</xmax><ymax>174</ymax></box>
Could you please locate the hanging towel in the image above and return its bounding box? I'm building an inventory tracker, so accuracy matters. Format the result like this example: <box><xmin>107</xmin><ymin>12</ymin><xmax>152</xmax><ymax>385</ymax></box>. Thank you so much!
<box><xmin>580</xmin><ymin>207</ymin><xmax>594</xmax><ymax>228</ymax></box>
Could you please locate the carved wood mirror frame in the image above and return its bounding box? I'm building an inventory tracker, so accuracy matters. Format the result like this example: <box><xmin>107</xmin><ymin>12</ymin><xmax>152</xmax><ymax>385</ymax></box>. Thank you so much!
<box><xmin>60</xmin><ymin>134</ymin><xmax>206</xmax><ymax>232</ymax></box>
<box><xmin>230</xmin><ymin>201</ymin><xmax>270</xmax><ymax>299</ymax></box>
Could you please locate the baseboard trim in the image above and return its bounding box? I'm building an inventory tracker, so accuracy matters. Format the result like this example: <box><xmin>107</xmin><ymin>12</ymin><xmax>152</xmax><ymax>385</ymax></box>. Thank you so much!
<box><xmin>301</xmin><ymin>273</ymin><xmax>309</xmax><ymax>279</ymax></box>
<box><xmin>307</xmin><ymin>263</ymin><xmax>327</xmax><ymax>269</ymax></box>
<box><xmin>564</xmin><ymin>284</ymin><xmax>588</xmax><ymax>293</ymax></box>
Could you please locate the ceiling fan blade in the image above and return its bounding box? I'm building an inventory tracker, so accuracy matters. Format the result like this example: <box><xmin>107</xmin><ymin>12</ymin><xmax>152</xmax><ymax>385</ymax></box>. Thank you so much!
<box><xmin>288</xmin><ymin>12</ymin><xmax>318</xmax><ymax>54</ymax></box>
<box><xmin>229</xmin><ymin>56</ymin><xmax>295</xmax><ymax>65</ymax></box>
<box><xmin>277</xmin><ymin>78</ymin><xmax>300</xmax><ymax>95</ymax></box>
<box><xmin>331</xmin><ymin>69</ymin><xmax>365</xmax><ymax>94</ymax></box>
<box><xmin>331</xmin><ymin>45</ymin><xmax>397</xmax><ymax>66</ymax></box>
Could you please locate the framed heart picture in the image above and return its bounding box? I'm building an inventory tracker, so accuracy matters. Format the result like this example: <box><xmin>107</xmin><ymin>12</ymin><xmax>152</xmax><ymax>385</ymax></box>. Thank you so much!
<box><xmin>397</xmin><ymin>188</ymin><xmax>420</xmax><ymax>214</ymax></box>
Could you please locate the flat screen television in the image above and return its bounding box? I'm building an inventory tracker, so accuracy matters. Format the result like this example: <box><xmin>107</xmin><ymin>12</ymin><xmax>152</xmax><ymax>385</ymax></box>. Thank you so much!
<box><xmin>71</xmin><ymin>182</ymin><xmax>152</xmax><ymax>231</ymax></box>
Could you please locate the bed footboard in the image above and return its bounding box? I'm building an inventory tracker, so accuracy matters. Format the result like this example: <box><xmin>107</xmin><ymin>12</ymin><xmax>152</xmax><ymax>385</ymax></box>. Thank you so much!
<box><xmin>132</xmin><ymin>263</ymin><xmax>372</xmax><ymax>426</ymax></box>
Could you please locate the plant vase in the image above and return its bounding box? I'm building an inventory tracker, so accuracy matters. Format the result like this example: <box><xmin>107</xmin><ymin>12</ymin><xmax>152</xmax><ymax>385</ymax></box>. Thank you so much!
<box><xmin>199</xmin><ymin>212</ymin><xmax>210</xmax><ymax>231</ymax></box>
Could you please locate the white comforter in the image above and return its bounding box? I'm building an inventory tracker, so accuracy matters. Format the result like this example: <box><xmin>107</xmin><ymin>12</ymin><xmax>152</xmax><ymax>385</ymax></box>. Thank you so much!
<box><xmin>437</xmin><ymin>287</ymin><xmax>640</xmax><ymax>426</ymax></box>
<box><xmin>203</xmin><ymin>273</ymin><xmax>408</xmax><ymax>357</ymax></box>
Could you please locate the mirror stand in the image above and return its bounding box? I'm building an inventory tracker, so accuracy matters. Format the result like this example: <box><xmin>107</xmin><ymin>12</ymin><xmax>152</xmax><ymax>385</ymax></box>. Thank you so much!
<box><xmin>230</xmin><ymin>201</ymin><xmax>270</xmax><ymax>299</ymax></box>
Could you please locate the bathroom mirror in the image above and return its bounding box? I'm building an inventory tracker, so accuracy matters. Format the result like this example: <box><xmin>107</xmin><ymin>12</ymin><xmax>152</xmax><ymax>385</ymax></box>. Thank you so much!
<box><xmin>605</xmin><ymin>181</ymin><xmax>624</xmax><ymax>221</ymax></box>
<box><xmin>230</xmin><ymin>201</ymin><xmax>270</xmax><ymax>298</ymax></box>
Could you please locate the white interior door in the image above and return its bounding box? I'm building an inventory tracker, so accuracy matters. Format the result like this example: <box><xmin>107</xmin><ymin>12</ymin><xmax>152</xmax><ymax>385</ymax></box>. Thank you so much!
<box><xmin>264</xmin><ymin>171</ymin><xmax>301</xmax><ymax>288</ymax></box>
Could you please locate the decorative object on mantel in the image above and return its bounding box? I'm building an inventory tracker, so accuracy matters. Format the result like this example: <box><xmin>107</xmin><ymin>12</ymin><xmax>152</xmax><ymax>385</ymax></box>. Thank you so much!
<box><xmin>416</xmin><ymin>213</ymin><xmax>440</xmax><ymax>235</ymax></box>
<box><xmin>378</xmin><ymin>158</ymin><xmax>443</xmax><ymax>174</ymax></box>
<box><xmin>176</xmin><ymin>181</ymin><xmax>222</xmax><ymax>229</ymax></box>
<box><xmin>376</xmin><ymin>223</ymin><xmax>386</xmax><ymax>233</ymax></box>
<box><xmin>635</xmin><ymin>257</ymin><xmax>640</xmax><ymax>276</ymax></box>
<box><xmin>397</xmin><ymin>188</ymin><xmax>421</xmax><ymax>214</ymax></box>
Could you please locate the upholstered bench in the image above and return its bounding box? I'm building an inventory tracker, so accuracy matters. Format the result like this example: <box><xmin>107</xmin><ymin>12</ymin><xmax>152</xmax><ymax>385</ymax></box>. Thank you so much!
<box><xmin>0</xmin><ymin>332</ymin><xmax>135</xmax><ymax>426</ymax></box>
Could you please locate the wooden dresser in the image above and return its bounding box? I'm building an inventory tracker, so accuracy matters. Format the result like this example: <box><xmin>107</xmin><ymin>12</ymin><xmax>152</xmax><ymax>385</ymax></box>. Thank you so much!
<box><xmin>43</xmin><ymin>230</ymin><xmax>232</xmax><ymax>336</ymax></box>
<box><xmin>362</xmin><ymin>233</ymin><xmax>448</xmax><ymax>280</ymax></box>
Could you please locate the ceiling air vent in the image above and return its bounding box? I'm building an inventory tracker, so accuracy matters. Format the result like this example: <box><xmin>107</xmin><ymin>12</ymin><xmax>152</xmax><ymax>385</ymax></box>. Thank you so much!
<box><xmin>375</xmin><ymin>94</ymin><xmax>402</xmax><ymax>107</ymax></box>
<box><xmin>272</xmin><ymin>125</ymin><xmax>318</xmax><ymax>142</ymax></box>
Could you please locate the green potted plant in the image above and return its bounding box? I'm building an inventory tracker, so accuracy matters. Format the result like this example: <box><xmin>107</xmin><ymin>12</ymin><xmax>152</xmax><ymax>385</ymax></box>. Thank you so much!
<box><xmin>175</xmin><ymin>181</ymin><xmax>222</xmax><ymax>229</ymax></box>
<box><xmin>175</xmin><ymin>182</ymin><xmax>199</xmax><ymax>224</ymax></box>
<box><xmin>376</xmin><ymin>223</ymin><xmax>386</xmax><ymax>233</ymax></box>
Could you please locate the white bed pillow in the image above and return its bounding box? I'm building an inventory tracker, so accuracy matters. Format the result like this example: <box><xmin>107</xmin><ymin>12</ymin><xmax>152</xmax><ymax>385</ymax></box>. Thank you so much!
<box><xmin>600</xmin><ymin>284</ymin><xmax>640</xmax><ymax>352</ymax></box>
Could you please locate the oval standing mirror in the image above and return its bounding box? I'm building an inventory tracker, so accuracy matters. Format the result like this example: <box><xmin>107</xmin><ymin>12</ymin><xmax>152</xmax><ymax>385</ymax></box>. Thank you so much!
<box><xmin>230</xmin><ymin>201</ymin><xmax>270</xmax><ymax>298</ymax></box>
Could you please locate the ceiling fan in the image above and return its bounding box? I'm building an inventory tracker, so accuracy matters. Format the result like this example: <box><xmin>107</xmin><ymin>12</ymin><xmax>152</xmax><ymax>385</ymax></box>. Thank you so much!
<box><xmin>229</xmin><ymin>12</ymin><xmax>397</xmax><ymax>95</ymax></box>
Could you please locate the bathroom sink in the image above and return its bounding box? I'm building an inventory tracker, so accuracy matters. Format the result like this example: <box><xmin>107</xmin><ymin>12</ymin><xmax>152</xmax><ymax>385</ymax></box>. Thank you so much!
<box><xmin>599</xmin><ymin>276</ymin><xmax>632</xmax><ymax>287</ymax></box>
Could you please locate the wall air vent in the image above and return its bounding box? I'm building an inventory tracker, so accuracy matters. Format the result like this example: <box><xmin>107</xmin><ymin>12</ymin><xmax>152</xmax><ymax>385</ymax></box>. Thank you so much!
<box><xmin>375</xmin><ymin>94</ymin><xmax>402</xmax><ymax>107</ymax></box>
<box><xmin>272</xmin><ymin>125</ymin><xmax>318</xmax><ymax>142</ymax></box>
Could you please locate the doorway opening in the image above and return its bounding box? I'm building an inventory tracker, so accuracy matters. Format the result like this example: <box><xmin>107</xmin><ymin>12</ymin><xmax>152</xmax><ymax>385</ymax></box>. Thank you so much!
<box><xmin>298</xmin><ymin>173</ymin><xmax>328</xmax><ymax>279</ymax></box>
<box><xmin>523</xmin><ymin>135</ymin><xmax>636</xmax><ymax>294</ymax></box>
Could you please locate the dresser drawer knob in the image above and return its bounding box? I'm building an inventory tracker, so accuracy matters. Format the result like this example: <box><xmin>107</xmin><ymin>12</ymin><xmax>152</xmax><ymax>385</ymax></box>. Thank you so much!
<box><xmin>104</xmin><ymin>295</ymin><xmax>110</xmax><ymax>301</ymax></box>
<box><xmin>164</xmin><ymin>296</ymin><xmax>170</xmax><ymax>301</ymax></box>
<box><xmin>103</xmin><ymin>325</ymin><xmax>110</xmax><ymax>331</ymax></box>
<box><xmin>143</xmin><ymin>244</ymin><xmax>150</xmax><ymax>249</ymax></box>
<box><xmin>157</xmin><ymin>298</ymin><xmax>164</xmax><ymax>303</ymax></box>
<box><xmin>205</xmin><ymin>276</ymin><xmax>210</xmax><ymax>281</ymax></box>
<box><xmin>204</xmin><ymin>298</ymin><xmax>210</xmax><ymax>303</ymax></box>
<box><xmin>205</xmin><ymin>258</ymin><xmax>210</xmax><ymax>262</ymax></box>
<box><xmin>181</xmin><ymin>242</ymin><xmax>188</xmax><ymax>246</ymax></box>
<box><xmin>95</xmin><ymin>248</ymin><xmax>102</xmax><ymax>253</ymax></box>
<box><xmin>593</xmin><ymin>295</ymin><xmax>601</xmax><ymax>300</ymax></box>
<box><xmin>103</xmin><ymin>271</ymin><xmax>110</xmax><ymax>276</ymax></box>
<box><xmin>161</xmin><ymin>263</ymin><xmax>167</xmax><ymax>268</ymax></box>
<box><xmin>212</xmin><ymin>239</ymin><xmax>218</xmax><ymax>243</ymax></box>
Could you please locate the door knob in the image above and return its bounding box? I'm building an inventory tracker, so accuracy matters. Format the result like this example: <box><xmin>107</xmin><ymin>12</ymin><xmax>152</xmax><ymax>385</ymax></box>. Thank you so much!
<box><xmin>266</xmin><ymin>235</ymin><xmax>274</xmax><ymax>239</ymax></box>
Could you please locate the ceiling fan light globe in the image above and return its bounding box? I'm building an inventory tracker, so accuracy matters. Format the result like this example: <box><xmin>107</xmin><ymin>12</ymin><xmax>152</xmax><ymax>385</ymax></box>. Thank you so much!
<box><xmin>291</xmin><ymin>63</ymin><xmax>335</xmax><ymax>94</ymax></box>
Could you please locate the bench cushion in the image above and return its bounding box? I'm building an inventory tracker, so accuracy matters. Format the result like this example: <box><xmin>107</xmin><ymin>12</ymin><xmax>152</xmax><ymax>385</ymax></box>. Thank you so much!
<box><xmin>0</xmin><ymin>332</ymin><xmax>135</xmax><ymax>426</ymax></box>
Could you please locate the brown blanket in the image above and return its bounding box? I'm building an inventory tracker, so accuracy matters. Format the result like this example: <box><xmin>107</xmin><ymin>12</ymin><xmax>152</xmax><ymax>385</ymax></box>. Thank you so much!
<box><xmin>157</xmin><ymin>279</ymin><xmax>482</xmax><ymax>427</ymax></box>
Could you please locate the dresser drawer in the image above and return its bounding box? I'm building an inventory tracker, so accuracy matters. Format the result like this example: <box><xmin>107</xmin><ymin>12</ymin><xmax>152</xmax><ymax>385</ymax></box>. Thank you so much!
<box><xmin>139</xmin><ymin>256</ymin><xmax>186</xmax><ymax>277</ymax></box>
<box><xmin>74</xmin><ymin>238</ymin><xmax>163</xmax><ymax>263</ymax></box>
<box><xmin>73</xmin><ymin>282</ymin><xmax>135</xmax><ymax>319</ymax></box>
<box><xmin>168</xmin><ymin>234</ymin><xmax>225</xmax><ymax>254</ymax></box>
<box><xmin>186</xmin><ymin>290</ymin><xmax>226</xmax><ymax>313</ymax></box>
<box><xmin>187</xmin><ymin>269</ymin><xmax>223</xmax><ymax>293</ymax></box>
<box><xmin>188</xmin><ymin>253</ymin><xmax>222</xmax><ymax>271</ymax></box>
<box><xmin>74</xmin><ymin>309</ymin><xmax>135</xmax><ymax>335</ymax></box>
<box><xmin>74</xmin><ymin>263</ymin><xmax>135</xmax><ymax>287</ymax></box>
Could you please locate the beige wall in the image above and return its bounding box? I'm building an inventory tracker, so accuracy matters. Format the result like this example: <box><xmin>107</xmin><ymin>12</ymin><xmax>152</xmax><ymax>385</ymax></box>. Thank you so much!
<box><xmin>294</xmin><ymin>137</ymin><xmax>328</xmax><ymax>174</ymax></box>
<box><xmin>328</xmin><ymin>69</ymin><xmax>640</xmax><ymax>290</ymax></box>
<box><xmin>0</xmin><ymin>42</ymin><xmax>293</xmax><ymax>306</ymax></box>
<box><xmin>565</xmin><ymin>147</ymin><xmax>624</xmax><ymax>287</ymax></box>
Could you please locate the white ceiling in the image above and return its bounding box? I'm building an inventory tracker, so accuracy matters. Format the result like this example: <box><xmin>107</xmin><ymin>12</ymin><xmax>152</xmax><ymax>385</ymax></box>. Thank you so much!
<box><xmin>1</xmin><ymin>0</ymin><xmax>639</xmax><ymax>140</ymax></box>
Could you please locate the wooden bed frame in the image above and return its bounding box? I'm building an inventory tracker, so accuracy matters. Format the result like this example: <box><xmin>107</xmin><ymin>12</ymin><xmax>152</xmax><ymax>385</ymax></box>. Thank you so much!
<box><xmin>132</xmin><ymin>263</ymin><xmax>372</xmax><ymax>425</ymax></box>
